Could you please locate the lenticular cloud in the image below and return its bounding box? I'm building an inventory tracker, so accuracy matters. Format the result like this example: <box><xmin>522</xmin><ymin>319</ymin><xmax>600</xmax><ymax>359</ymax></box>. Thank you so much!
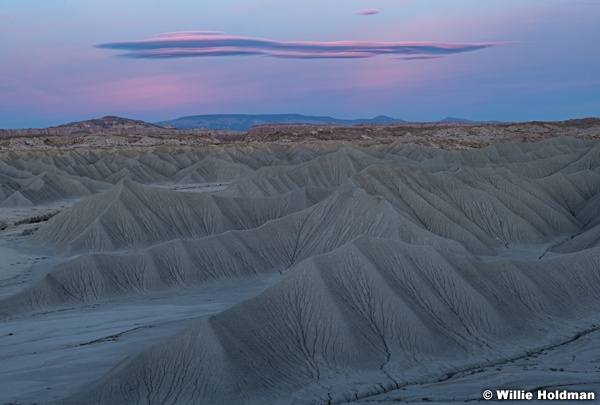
<box><xmin>358</xmin><ymin>9</ymin><xmax>379</xmax><ymax>16</ymax></box>
<box><xmin>97</xmin><ymin>31</ymin><xmax>505</xmax><ymax>59</ymax></box>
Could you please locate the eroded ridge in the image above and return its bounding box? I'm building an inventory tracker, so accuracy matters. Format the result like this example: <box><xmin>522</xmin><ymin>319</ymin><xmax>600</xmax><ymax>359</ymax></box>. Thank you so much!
<box><xmin>0</xmin><ymin>136</ymin><xmax>599</xmax><ymax>404</ymax></box>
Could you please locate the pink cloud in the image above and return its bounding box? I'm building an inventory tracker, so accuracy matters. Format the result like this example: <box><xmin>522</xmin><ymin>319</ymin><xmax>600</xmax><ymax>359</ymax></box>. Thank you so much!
<box><xmin>156</xmin><ymin>31</ymin><xmax>225</xmax><ymax>38</ymax></box>
<box><xmin>398</xmin><ymin>55</ymin><xmax>444</xmax><ymax>60</ymax></box>
<box><xmin>98</xmin><ymin>32</ymin><xmax>507</xmax><ymax>60</ymax></box>
<box><xmin>523</xmin><ymin>18</ymin><xmax>543</xmax><ymax>23</ymax></box>
<box><xmin>358</xmin><ymin>9</ymin><xmax>379</xmax><ymax>16</ymax></box>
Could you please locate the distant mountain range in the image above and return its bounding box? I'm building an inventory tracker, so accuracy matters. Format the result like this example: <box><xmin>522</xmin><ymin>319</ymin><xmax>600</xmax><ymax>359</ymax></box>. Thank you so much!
<box><xmin>155</xmin><ymin>114</ymin><xmax>405</xmax><ymax>131</ymax></box>
<box><xmin>1</xmin><ymin>115</ymin><xmax>505</xmax><ymax>134</ymax></box>
<box><xmin>439</xmin><ymin>117</ymin><xmax>502</xmax><ymax>124</ymax></box>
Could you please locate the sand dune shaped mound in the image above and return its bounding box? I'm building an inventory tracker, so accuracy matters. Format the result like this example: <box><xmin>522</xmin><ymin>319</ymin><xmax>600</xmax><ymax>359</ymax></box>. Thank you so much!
<box><xmin>352</xmin><ymin>163</ymin><xmax>583</xmax><ymax>251</ymax></box>
<box><xmin>452</xmin><ymin>167</ymin><xmax>578</xmax><ymax>230</ymax></box>
<box><xmin>3</xmin><ymin>137</ymin><xmax>600</xmax><ymax>404</ymax></box>
<box><xmin>29</xmin><ymin>180</ymin><xmax>320</xmax><ymax>253</ymax></box>
<box><xmin>0</xmin><ymin>160</ymin><xmax>110</xmax><ymax>206</ymax></box>
<box><xmin>60</xmin><ymin>153</ymin><xmax>149</xmax><ymax>183</ymax></box>
<box><xmin>2</xmin><ymin>186</ymin><xmax>470</xmax><ymax>315</ymax></box>
<box><xmin>11</xmin><ymin>137</ymin><xmax>600</xmax><ymax>313</ymax></box>
<box><xmin>0</xmin><ymin>190</ymin><xmax>34</xmax><ymax>207</ymax></box>
<box><xmin>173</xmin><ymin>156</ymin><xmax>254</xmax><ymax>183</ymax></box>
<box><xmin>47</xmin><ymin>151</ymin><xmax>186</xmax><ymax>179</ymax></box>
<box><xmin>0</xmin><ymin>160</ymin><xmax>35</xmax><ymax>180</ymax></box>
<box><xmin>111</xmin><ymin>161</ymin><xmax>174</xmax><ymax>184</ymax></box>
<box><xmin>533</xmin><ymin>170</ymin><xmax>600</xmax><ymax>218</ymax></box>
<box><xmin>0</xmin><ymin>172</ymin><xmax>95</xmax><ymax>207</ymax></box>
<box><xmin>0</xmin><ymin>173</ymin><xmax>25</xmax><ymax>202</ymax></box>
<box><xmin>64</xmin><ymin>237</ymin><xmax>600</xmax><ymax>405</ymax></box>
<box><xmin>499</xmin><ymin>150</ymin><xmax>591</xmax><ymax>178</ymax></box>
<box><xmin>555</xmin><ymin>141</ymin><xmax>600</xmax><ymax>174</ymax></box>
<box><xmin>0</xmin><ymin>137</ymin><xmax>595</xmax><ymax>207</ymax></box>
<box><xmin>222</xmin><ymin>148</ymin><xmax>383</xmax><ymax>197</ymax></box>
<box><xmin>550</xmin><ymin>199</ymin><xmax>600</xmax><ymax>253</ymax></box>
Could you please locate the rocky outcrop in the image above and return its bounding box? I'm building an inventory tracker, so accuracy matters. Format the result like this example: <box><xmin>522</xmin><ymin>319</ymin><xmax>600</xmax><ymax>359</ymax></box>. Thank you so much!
<box><xmin>1</xmin><ymin>116</ymin><xmax>599</xmax><ymax>151</ymax></box>
<box><xmin>245</xmin><ymin>119</ymin><xmax>600</xmax><ymax>147</ymax></box>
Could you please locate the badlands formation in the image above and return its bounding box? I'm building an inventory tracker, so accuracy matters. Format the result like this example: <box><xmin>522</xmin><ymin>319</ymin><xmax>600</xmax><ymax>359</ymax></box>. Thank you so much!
<box><xmin>1</xmin><ymin>118</ymin><xmax>600</xmax><ymax>404</ymax></box>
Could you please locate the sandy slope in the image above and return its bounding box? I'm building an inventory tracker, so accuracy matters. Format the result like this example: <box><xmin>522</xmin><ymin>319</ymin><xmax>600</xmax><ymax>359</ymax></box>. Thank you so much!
<box><xmin>1</xmin><ymin>136</ymin><xmax>600</xmax><ymax>404</ymax></box>
<box><xmin>0</xmin><ymin>275</ymin><xmax>281</xmax><ymax>404</ymax></box>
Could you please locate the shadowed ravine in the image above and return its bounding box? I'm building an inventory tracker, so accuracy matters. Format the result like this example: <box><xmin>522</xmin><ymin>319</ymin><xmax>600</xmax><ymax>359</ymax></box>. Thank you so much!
<box><xmin>1</xmin><ymin>136</ymin><xmax>600</xmax><ymax>404</ymax></box>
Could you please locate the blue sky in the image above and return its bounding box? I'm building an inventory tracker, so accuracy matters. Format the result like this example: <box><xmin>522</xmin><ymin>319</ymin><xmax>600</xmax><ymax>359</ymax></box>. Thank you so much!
<box><xmin>1</xmin><ymin>0</ymin><xmax>599</xmax><ymax>128</ymax></box>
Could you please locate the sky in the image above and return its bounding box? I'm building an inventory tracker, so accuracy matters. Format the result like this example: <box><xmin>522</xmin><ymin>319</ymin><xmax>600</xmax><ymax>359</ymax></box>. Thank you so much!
<box><xmin>1</xmin><ymin>0</ymin><xmax>599</xmax><ymax>128</ymax></box>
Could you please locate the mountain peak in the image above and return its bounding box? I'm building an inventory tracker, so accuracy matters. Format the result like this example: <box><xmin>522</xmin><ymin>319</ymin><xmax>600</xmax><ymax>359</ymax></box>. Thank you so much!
<box><xmin>57</xmin><ymin>116</ymin><xmax>162</xmax><ymax>130</ymax></box>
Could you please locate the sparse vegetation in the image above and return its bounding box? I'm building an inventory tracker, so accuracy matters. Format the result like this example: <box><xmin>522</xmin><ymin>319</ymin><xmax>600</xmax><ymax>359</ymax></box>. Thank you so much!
<box><xmin>14</xmin><ymin>212</ymin><xmax>57</xmax><ymax>226</ymax></box>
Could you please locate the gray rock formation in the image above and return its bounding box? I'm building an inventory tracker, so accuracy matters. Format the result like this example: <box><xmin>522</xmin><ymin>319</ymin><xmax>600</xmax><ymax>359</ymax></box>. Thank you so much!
<box><xmin>1</xmin><ymin>135</ymin><xmax>600</xmax><ymax>404</ymax></box>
